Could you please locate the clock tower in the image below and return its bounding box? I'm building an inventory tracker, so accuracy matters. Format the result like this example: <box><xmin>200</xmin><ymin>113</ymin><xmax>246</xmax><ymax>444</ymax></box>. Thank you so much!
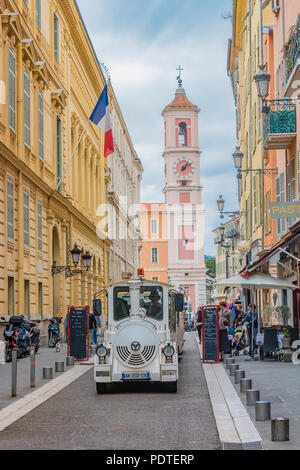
<box><xmin>162</xmin><ymin>71</ymin><xmax>206</xmax><ymax>310</ymax></box>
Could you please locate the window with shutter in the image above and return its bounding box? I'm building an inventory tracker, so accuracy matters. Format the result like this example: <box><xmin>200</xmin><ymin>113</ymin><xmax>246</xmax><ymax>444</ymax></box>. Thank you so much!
<box><xmin>38</xmin><ymin>90</ymin><xmax>44</xmax><ymax>161</ymax></box>
<box><xmin>280</xmin><ymin>172</ymin><xmax>286</xmax><ymax>234</ymax></box>
<box><xmin>23</xmin><ymin>70</ymin><xmax>30</xmax><ymax>148</ymax></box>
<box><xmin>37</xmin><ymin>199</ymin><xmax>42</xmax><ymax>253</ymax></box>
<box><xmin>56</xmin><ymin>116</ymin><xmax>62</xmax><ymax>193</ymax></box>
<box><xmin>8</xmin><ymin>46</ymin><xmax>16</xmax><ymax>132</ymax></box>
<box><xmin>275</xmin><ymin>176</ymin><xmax>281</xmax><ymax>236</ymax></box>
<box><xmin>7</xmin><ymin>178</ymin><xmax>14</xmax><ymax>242</ymax></box>
<box><xmin>53</xmin><ymin>13</ymin><xmax>59</xmax><ymax>61</ymax></box>
<box><xmin>35</xmin><ymin>0</ymin><xmax>41</xmax><ymax>30</ymax></box>
<box><xmin>298</xmin><ymin>144</ymin><xmax>300</xmax><ymax>200</ymax></box>
<box><xmin>253</xmin><ymin>174</ymin><xmax>258</xmax><ymax>227</ymax></box>
<box><xmin>23</xmin><ymin>189</ymin><xmax>30</xmax><ymax>248</ymax></box>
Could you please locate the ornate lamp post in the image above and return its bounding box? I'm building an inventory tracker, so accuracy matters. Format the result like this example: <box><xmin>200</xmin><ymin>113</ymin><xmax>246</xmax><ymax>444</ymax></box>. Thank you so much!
<box><xmin>52</xmin><ymin>244</ymin><xmax>92</xmax><ymax>278</ymax></box>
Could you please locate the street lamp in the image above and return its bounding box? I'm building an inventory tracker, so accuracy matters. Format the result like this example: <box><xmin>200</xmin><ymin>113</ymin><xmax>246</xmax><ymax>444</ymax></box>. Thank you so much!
<box><xmin>217</xmin><ymin>195</ymin><xmax>243</xmax><ymax>219</ymax></box>
<box><xmin>232</xmin><ymin>147</ymin><xmax>243</xmax><ymax>170</ymax></box>
<box><xmin>52</xmin><ymin>244</ymin><xmax>93</xmax><ymax>278</ymax></box>
<box><xmin>253</xmin><ymin>65</ymin><xmax>271</xmax><ymax>100</ymax></box>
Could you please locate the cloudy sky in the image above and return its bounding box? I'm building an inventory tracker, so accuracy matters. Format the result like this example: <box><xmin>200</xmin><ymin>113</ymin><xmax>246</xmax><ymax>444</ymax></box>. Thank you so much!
<box><xmin>77</xmin><ymin>0</ymin><xmax>237</xmax><ymax>256</ymax></box>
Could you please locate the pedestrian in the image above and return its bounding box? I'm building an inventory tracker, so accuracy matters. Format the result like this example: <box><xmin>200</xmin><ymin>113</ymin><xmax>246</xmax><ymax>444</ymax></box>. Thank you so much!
<box><xmin>228</xmin><ymin>301</ymin><xmax>236</xmax><ymax>322</ymax></box>
<box><xmin>194</xmin><ymin>307</ymin><xmax>202</xmax><ymax>343</ymax></box>
<box><xmin>219</xmin><ymin>302</ymin><xmax>233</xmax><ymax>328</ymax></box>
<box><xmin>242</xmin><ymin>304</ymin><xmax>258</xmax><ymax>356</ymax></box>
<box><xmin>93</xmin><ymin>311</ymin><xmax>102</xmax><ymax>345</ymax></box>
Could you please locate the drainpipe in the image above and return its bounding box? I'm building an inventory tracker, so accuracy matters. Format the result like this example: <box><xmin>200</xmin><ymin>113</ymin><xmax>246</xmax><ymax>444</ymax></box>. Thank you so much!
<box><xmin>260</xmin><ymin>0</ymin><xmax>265</xmax><ymax>252</ymax></box>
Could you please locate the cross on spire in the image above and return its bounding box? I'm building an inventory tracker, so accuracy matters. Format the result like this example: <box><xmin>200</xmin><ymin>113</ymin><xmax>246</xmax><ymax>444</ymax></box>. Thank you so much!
<box><xmin>176</xmin><ymin>65</ymin><xmax>184</xmax><ymax>86</ymax></box>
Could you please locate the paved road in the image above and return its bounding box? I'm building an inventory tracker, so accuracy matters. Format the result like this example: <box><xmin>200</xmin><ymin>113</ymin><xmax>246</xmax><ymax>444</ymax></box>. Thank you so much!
<box><xmin>0</xmin><ymin>333</ymin><xmax>220</xmax><ymax>450</ymax></box>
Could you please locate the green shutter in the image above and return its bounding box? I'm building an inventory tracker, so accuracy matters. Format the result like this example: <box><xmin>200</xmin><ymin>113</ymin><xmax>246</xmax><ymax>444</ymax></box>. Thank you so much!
<box><xmin>23</xmin><ymin>190</ymin><xmax>30</xmax><ymax>248</ymax></box>
<box><xmin>7</xmin><ymin>178</ymin><xmax>14</xmax><ymax>242</ymax></box>
<box><xmin>56</xmin><ymin>116</ymin><xmax>62</xmax><ymax>193</ymax></box>
<box><xmin>38</xmin><ymin>90</ymin><xmax>44</xmax><ymax>161</ymax></box>
<box><xmin>8</xmin><ymin>46</ymin><xmax>16</xmax><ymax>132</ymax></box>
<box><xmin>23</xmin><ymin>70</ymin><xmax>30</xmax><ymax>148</ymax></box>
<box><xmin>37</xmin><ymin>199</ymin><xmax>42</xmax><ymax>253</ymax></box>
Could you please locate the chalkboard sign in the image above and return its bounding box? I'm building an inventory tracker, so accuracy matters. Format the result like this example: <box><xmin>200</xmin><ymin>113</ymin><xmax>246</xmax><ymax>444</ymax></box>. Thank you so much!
<box><xmin>202</xmin><ymin>305</ymin><xmax>219</xmax><ymax>363</ymax></box>
<box><xmin>67</xmin><ymin>306</ymin><xmax>89</xmax><ymax>361</ymax></box>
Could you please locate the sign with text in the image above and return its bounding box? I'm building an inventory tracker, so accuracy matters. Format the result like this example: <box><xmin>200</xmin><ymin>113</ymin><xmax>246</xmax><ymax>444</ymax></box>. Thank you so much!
<box><xmin>270</xmin><ymin>202</ymin><xmax>300</xmax><ymax>219</ymax></box>
<box><xmin>67</xmin><ymin>306</ymin><xmax>89</xmax><ymax>361</ymax></box>
<box><xmin>202</xmin><ymin>305</ymin><xmax>219</xmax><ymax>363</ymax></box>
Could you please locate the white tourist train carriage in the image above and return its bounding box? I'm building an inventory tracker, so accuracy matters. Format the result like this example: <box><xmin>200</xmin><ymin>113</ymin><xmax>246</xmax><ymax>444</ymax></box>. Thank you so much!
<box><xmin>93</xmin><ymin>275</ymin><xmax>184</xmax><ymax>393</ymax></box>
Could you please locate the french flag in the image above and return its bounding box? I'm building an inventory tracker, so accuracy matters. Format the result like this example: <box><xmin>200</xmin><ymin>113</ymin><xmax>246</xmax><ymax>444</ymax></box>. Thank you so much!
<box><xmin>90</xmin><ymin>84</ymin><xmax>114</xmax><ymax>157</ymax></box>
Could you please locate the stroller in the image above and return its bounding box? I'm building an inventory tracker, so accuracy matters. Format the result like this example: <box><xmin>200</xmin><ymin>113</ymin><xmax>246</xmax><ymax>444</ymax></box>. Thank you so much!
<box><xmin>232</xmin><ymin>324</ymin><xmax>249</xmax><ymax>356</ymax></box>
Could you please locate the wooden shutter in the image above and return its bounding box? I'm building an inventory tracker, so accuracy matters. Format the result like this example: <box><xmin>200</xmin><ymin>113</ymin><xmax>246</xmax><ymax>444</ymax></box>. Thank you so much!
<box><xmin>8</xmin><ymin>46</ymin><xmax>16</xmax><ymax>132</ymax></box>
<box><xmin>53</xmin><ymin>13</ymin><xmax>59</xmax><ymax>61</ymax></box>
<box><xmin>56</xmin><ymin>116</ymin><xmax>62</xmax><ymax>193</ymax></box>
<box><xmin>37</xmin><ymin>199</ymin><xmax>42</xmax><ymax>253</ymax></box>
<box><xmin>275</xmin><ymin>176</ymin><xmax>281</xmax><ymax>236</ymax></box>
<box><xmin>23</xmin><ymin>70</ymin><xmax>30</xmax><ymax>148</ymax></box>
<box><xmin>298</xmin><ymin>144</ymin><xmax>300</xmax><ymax>200</ymax></box>
<box><xmin>280</xmin><ymin>172</ymin><xmax>286</xmax><ymax>234</ymax></box>
<box><xmin>38</xmin><ymin>90</ymin><xmax>44</xmax><ymax>160</ymax></box>
<box><xmin>23</xmin><ymin>189</ymin><xmax>30</xmax><ymax>248</ymax></box>
<box><xmin>35</xmin><ymin>0</ymin><xmax>41</xmax><ymax>30</ymax></box>
<box><xmin>7</xmin><ymin>178</ymin><xmax>14</xmax><ymax>242</ymax></box>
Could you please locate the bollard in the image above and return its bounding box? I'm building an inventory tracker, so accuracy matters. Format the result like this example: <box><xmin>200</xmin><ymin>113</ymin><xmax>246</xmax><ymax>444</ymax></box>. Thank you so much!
<box><xmin>55</xmin><ymin>361</ymin><xmax>64</xmax><ymax>373</ymax></box>
<box><xmin>30</xmin><ymin>347</ymin><xmax>36</xmax><ymax>388</ymax></box>
<box><xmin>246</xmin><ymin>389</ymin><xmax>260</xmax><ymax>406</ymax></box>
<box><xmin>11</xmin><ymin>348</ymin><xmax>17</xmax><ymax>397</ymax></box>
<box><xmin>271</xmin><ymin>418</ymin><xmax>289</xmax><ymax>442</ymax></box>
<box><xmin>229</xmin><ymin>363</ymin><xmax>239</xmax><ymax>376</ymax></box>
<box><xmin>66</xmin><ymin>356</ymin><xmax>74</xmax><ymax>367</ymax></box>
<box><xmin>0</xmin><ymin>340</ymin><xmax>6</xmax><ymax>365</ymax></box>
<box><xmin>255</xmin><ymin>401</ymin><xmax>271</xmax><ymax>421</ymax></box>
<box><xmin>234</xmin><ymin>369</ymin><xmax>245</xmax><ymax>384</ymax></box>
<box><xmin>43</xmin><ymin>367</ymin><xmax>53</xmax><ymax>380</ymax></box>
<box><xmin>240</xmin><ymin>378</ymin><xmax>252</xmax><ymax>393</ymax></box>
<box><xmin>225</xmin><ymin>358</ymin><xmax>235</xmax><ymax>369</ymax></box>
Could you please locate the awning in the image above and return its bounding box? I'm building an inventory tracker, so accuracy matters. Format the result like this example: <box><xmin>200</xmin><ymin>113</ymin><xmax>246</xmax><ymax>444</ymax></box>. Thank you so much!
<box><xmin>216</xmin><ymin>272</ymin><xmax>297</xmax><ymax>290</ymax></box>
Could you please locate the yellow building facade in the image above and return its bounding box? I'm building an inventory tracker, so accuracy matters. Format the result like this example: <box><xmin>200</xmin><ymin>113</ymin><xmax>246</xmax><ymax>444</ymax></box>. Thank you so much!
<box><xmin>0</xmin><ymin>0</ymin><xmax>112</xmax><ymax>332</ymax></box>
<box><xmin>228</xmin><ymin>0</ymin><xmax>273</xmax><ymax>263</ymax></box>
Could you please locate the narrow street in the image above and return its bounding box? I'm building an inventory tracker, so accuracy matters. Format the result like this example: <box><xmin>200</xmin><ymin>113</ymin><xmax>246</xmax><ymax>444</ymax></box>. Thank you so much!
<box><xmin>0</xmin><ymin>333</ymin><xmax>220</xmax><ymax>450</ymax></box>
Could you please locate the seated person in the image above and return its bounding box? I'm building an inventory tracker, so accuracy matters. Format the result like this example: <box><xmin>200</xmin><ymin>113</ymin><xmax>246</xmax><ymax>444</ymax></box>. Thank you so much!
<box><xmin>147</xmin><ymin>293</ymin><xmax>163</xmax><ymax>320</ymax></box>
<box><xmin>114</xmin><ymin>298</ymin><xmax>130</xmax><ymax>321</ymax></box>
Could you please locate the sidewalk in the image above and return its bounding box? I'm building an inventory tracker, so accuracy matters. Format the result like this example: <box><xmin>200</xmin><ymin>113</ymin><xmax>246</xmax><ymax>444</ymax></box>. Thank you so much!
<box><xmin>227</xmin><ymin>355</ymin><xmax>300</xmax><ymax>450</ymax></box>
<box><xmin>0</xmin><ymin>343</ymin><xmax>92</xmax><ymax>410</ymax></box>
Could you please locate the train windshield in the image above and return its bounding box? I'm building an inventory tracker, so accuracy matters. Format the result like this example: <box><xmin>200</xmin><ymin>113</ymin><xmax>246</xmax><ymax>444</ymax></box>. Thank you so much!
<box><xmin>113</xmin><ymin>287</ymin><xmax>131</xmax><ymax>321</ymax></box>
<box><xmin>140</xmin><ymin>286</ymin><xmax>163</xmax><ymax>321</ymax></box>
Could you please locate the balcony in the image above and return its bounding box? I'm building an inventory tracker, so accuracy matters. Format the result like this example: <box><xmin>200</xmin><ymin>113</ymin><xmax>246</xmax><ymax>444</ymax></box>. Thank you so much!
<box><xmin>284</xmin><ymin>16</ymin><xmax>300</xmax><ymax>98</ymax></box>
<box><xmin>264</xmin><ymin>99</ymin><xmax>296</xmax><ymax>150</ymax></box>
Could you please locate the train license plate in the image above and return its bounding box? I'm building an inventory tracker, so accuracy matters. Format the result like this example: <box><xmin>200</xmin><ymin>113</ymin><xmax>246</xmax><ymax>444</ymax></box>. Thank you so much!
<box><xmin>121</xmin><ymin>372</ymin><xmax>150</xmax><ymax>381</ymax></box>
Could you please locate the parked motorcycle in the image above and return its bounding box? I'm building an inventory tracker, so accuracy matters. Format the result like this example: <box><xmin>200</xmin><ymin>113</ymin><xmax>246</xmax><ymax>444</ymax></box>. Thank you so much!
<box><xmin>1</xmin><ymin>316</ymin><xmax>25</xmax><ymax>361</ymax></box>
<box><xmin>48</xmin><ymin>317</ymin><xmax>62</xmax><ymax>348</ymax></box>
<box><xmin>24</xmin><ymin>320</ymin><xmax>41</xmax><ymax>353</ymax></box>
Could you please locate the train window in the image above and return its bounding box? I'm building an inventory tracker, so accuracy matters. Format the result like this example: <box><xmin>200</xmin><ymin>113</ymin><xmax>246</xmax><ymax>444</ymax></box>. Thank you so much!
<box><xmin>113</xmin><ymin>287</ymin><xmax>131</xmax><ymax>321</ymax></box>
<box><xmin>140</xmin><ymin>286</ymin><xmax>163</xmax><ymax>321</ymax></box>
<box><xmin>169</xmin><ymin>294</ymin><xmax>176</xmax><ymax>332</ymax></box>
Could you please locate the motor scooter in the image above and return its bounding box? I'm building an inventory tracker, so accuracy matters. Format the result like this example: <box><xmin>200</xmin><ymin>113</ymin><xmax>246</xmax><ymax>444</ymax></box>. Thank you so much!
<box><xmin>48</xmin><ymin>317</ymin><xmax>62</xmax><ymax>348</ymax></box>
<box><xmin>24</xmin><ymin>320</ymin><xmax>41</xmax><ymax>353</ymax></box>
<box><xmin>1</xmin><ymin>316</ymin><xmax>25</xmax><ymax>361</ymax></box>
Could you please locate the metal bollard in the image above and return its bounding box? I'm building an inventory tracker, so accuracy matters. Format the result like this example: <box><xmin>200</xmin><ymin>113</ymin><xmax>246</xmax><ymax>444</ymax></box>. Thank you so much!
<box><xmin>246</xmin><ymin>389</ymin><xmax>260</xmax><ymax>406</ymax></box>
<box><xmin>11</xmin><ymin>348</ymin><xmax>17</xmax><ymax>397</ymax></box>
<box><xmin>271</xmin><ymin>418</ymin><xmax>289</xmax><ymax>442</ymax></box>
<box><xmin>55</xmin><ymin>361</ymin><xmax>64</xmax><ymax>373</ymax></box>
<box><xmin>255</xmin><ymin>401</ymin><xmax>271</xmax><ymax>421</ymax></box>
<box><xmin>0</xmin><ymin>340</ymin><xmax>6</xmax><ymax>365</ymax></box>
<box><xmin>66</xmin><ymin>356</ymin><xmax>74</xmax><ymax>366</ymax></box>
<box><xmin>234</xmin><ymin>369</ymin><xmax>245</xmax><ymax>384</ymax></box>
<box><xmin>229</xmin><ymin>363</ymin><xmax>239</xmax><ymax>376</ymax></box>
<box><xmin>30</xmin><ymin>347</ymin><xmax>36</xmax><ymax>388</ymax></box>
<box><xmin>240</xmin><ymin>378</ymin><xmax>252</xmax><ymax>392</ymax></box>
<box><xmin>43</xmin><ymin>367</ymin><xmax>53</xmax><ymax>379</ymax></box>
<box><xmin>225</xmin><ymin>357</ymin><xmax>235</xmax><ymax>369</ymax></box>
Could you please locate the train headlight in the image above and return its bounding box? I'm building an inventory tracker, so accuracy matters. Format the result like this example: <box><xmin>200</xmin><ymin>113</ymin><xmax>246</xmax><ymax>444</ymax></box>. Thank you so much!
<box><xmin>163</xmin><ymin>344</ymin><xmax>175</xmax><ymax>359</ymax></box>
<box><xmin>96</xmin><ymin>345</ymin><xmax>107</xmax><ymax>359</ymax></box>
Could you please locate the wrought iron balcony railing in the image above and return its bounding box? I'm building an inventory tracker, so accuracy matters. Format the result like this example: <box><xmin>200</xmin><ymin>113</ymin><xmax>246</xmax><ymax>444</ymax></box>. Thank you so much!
<box><xmin>264</xmin><ymin>99</ymin><xmax>297</xmax><ymax>150</ymax></box>
<box><xmin>285</xmin><ymin>15</ymin><xmax>300</xmax><ymax>83</ymax></box>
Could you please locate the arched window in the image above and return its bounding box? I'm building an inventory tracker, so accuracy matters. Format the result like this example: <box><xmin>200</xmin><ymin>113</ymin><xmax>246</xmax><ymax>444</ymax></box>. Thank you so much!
<box><xmin>178</xmin><ymin>122</ymin><xmax>187</xmax><ymax>147</ymax></box>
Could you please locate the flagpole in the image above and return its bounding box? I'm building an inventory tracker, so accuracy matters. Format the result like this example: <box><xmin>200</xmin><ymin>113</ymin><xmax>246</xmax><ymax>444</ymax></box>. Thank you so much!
<box><xmin>57</xmin><ymin>120</ymin><xmax>89</xmax><ymax>192</ymax></box>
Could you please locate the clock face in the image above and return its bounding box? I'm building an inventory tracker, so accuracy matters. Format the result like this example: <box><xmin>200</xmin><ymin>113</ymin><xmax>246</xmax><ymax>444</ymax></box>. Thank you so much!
<box><xmin>173</xmin><ymin>158</ymin><xmax>195</xmax><ymax>179</ymax></box>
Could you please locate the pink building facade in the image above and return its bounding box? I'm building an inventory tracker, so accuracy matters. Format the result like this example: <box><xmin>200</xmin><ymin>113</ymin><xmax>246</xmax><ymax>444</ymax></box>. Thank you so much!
<box><xmin>140</xmin><ymin>78</ymin><xmax>206</xmax><ymax>314</ymax></box>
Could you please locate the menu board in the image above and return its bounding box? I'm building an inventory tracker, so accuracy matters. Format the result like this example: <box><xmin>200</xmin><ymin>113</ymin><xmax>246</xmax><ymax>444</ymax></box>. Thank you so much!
<box><xmin>67</xmin><ymin>306</ymin><xmax>89</xmax><ymax>361</ymax></box>
<box><xmin>202</xmin><ymin>306</ymin><xmax>219</xmax><ymax>363</ymax></box>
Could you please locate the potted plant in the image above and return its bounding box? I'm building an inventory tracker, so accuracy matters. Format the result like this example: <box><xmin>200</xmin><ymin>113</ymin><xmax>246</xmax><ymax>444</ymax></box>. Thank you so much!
<box><xmin>282</xmin><ymin>327</ymin><xmax>291</xmax><ymax>348</ymax></box>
